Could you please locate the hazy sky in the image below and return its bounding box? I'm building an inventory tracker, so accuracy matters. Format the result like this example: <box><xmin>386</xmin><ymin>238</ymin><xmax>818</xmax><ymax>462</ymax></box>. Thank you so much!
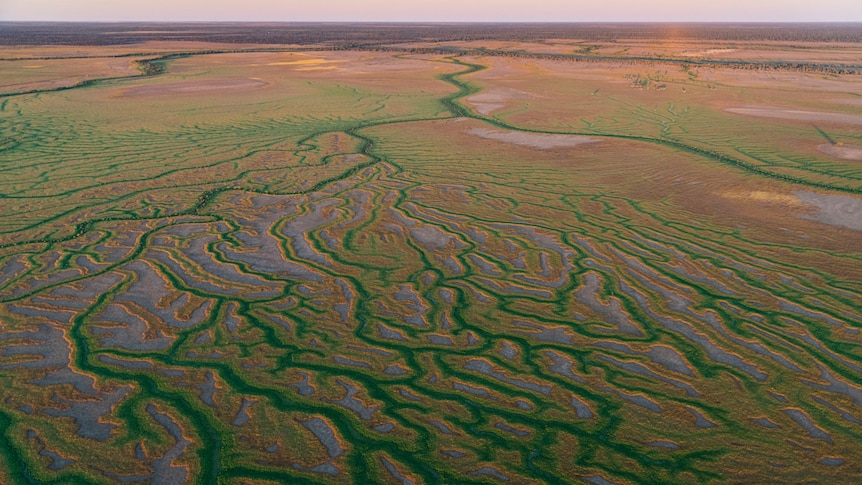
<box><xmin>2</xmin><ymin>0</ymin><xmax>861</xmax><ymax>22</ymax></box>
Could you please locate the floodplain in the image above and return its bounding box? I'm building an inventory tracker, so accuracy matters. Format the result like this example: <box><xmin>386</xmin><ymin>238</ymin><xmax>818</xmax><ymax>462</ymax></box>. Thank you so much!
<box><xmin>0</xmin><ymin>23</ymin><xmax>860</xmax><ymax>484</ymax></box>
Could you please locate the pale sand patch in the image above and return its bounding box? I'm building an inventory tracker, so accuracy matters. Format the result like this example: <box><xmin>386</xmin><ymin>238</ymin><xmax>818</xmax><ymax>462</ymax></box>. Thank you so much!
<box><xmin>722</xmin><ymin>190</ymin><xmax>805</xmax><ymax>207</ymax></box>
<box><xmin>265</xmin><ymin>59</ymin><xmax>341</xmax><ymax>67</ymax></box>
<box><xmin>295</xmin><ymin>66</ymin><xmax>339</xmax><ymax>71</ymax></box>
<box><xmin>794</xmin><ymin>191</ymin><xmax>862</xmax><ymax>231</ymax></box>
<box><xmin>468</xmin><ymin>128</ymin><xmax>599</xmax><ymax>150</ymax></box>
<box><xmin>469</xmin><ymin>101</ymin><xmax>505</xmax><ymax>115</ymax></box>
<box><xmin>466</xmin><ymin>88</ymin><xmax>534</xmax><ymax>115</ymax></box>
<box><xmin>681</xmin><ymin>48</ymin><xmax>737</xmax><ymax>57</ymax></box>
<box><xmin>122</xmin><ymin>78</ymin><xmax>268</xmax><ymax>97</ymax></box>
<box><xmin>817</xmin><ymin>143</ymin><xmax>862</xmax><ymax>161</ymax></box>
<box><xmin>726</xmin><ymin>106</ymin><xmax>862</xmax><ymax>125</ymax></box>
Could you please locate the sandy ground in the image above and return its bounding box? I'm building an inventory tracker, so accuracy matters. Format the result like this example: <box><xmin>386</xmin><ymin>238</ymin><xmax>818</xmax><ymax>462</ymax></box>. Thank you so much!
<box><xmin>466</xmin><ymin>88</ymin><xmax>534</xmax><ymax>115</ymax></box>
<box><xmin>681</xmin><ymin>48</ymin><xmax>737</xmax><ymax>57</ymax></box>
<box><xmin>795</xmin><ymin>191</ymin><xmax>862</xmax><ymax>231</ymax></box>
<box><xmin>468</xmin><ymin>128</ymin><xmax>599</xmax><ymax>149</ymax></box>
<box><xmin>121</xmin><ymin>77</ymin><xmax>269</xmax><ymax>97</ymax></box>
<box><xmin>722</xmin><ymin>190</ymin><xmax>805</xmax><ymax>208</ymax></box>
<box><xmin>817</xmin><ymin>144</ymin><xmax>862</xmax><ymax>161</ymax></box>
<box><xmin>0</xmin><ymin>57</ymin><xmax>141</xmax><ymax>94</ymax></box>
<box><xmin>152</xmin><ymin>51</ymin><xmax>460</xmax><ymax>96</ymax></box>
<box><xmin>834</xmin><ymin>98</ymin><xmax>862</xmax><ymax>107</ymax></box>
<box><xmin>726</xmin><ymin>106</ymin><xmax>862</xmax><ymax>125</ymax></box>
<box><xmin>702</xmin><ymin>69</ymin><xmax>861</xmax><ymax>93</ymax></box>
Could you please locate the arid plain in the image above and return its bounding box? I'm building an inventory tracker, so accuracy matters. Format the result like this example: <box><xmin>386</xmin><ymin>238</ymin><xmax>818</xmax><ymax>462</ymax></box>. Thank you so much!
<box><xmin>0</xmin><ymin>24</ymin><xmax>860</xmax><ymax>484</ymax></box>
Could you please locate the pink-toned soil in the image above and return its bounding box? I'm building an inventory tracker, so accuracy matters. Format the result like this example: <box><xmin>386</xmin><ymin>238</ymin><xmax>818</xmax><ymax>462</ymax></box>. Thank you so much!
<box><xmin>121</xmin><ymin>77</ymin><xmax>268</xmax><ymax>97</ymax></box>
<box><xmin>817</xmin><ymin>144</ymin><xmax>862</xmax><ymax>161</ymax></box>
<box><xmin>725</xmin><ymin>106</ymin><xmax>862</xmax><ymax>125</ymax></box>
<box><xmin>468</xmin><ymin>128</ymin><xmax>599</xmax><ymax>149</ymax></box>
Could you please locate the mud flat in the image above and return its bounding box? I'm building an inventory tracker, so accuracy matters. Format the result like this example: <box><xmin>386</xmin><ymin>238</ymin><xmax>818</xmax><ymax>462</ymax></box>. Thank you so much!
<box><xmin>298</xmin><ymin>416</ymin><xmax>344</xmax><ymax>475</ymax></box>
<box><xmin>468</xmin><ymin>128</ymin><xmax>599</xmax><ymax>149</ymax></box>
<box><xmin>465</xmin><ymin>88</ymin><xmax>534</xmax><ymax>115</ymax></box>
<box><xmin>725</xmin><ymin>106</ymin><xmax>862</xmax><ymax>125</ymax></box>
<box><xmin>817</xmin><ymin>143</ymin><xmax>862</xmax><ymax>161</ymax></box>
<box><xmin>795</xmin><ymin>191</ymin><xmax>862</xmax><ymax>230</ymax></box>
<box><xmin>121</xmin><ymin>77</ymin><xmax>269</xmax><ymax>97</ymax></box>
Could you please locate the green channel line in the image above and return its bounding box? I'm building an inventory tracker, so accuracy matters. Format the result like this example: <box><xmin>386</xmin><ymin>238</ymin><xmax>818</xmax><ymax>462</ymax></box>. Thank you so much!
<box><xmin>433</xmin><ymin>57</ymin><xmax>862</xmax><ymax>195</ymax></box>
<box><xmin>4</xmin><ymin>48</ymin><xmax>854</xmax><ymax>253</ymax></box>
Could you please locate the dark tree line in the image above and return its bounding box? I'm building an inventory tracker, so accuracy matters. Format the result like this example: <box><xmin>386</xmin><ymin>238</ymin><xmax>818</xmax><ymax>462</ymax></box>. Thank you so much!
<box><xmin>1</xmin><ymin>22</ymin><xmax>861</xmax><ymax>47</ymax></box>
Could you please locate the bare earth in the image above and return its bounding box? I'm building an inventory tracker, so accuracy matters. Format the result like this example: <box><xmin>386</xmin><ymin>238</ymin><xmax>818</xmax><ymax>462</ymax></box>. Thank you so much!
<box><xmin>468</xmin><ymin>128</ymin><xmax>599</xmax><ymax>149</ymax></box>
<box><xmin>121</xmin><ymin>77</ymin><xmax>269</xmax><ymax>97</ymax></box>
<box><xmin>466</xmin><ymin>88</ymin><xmax>534</xmax><ymax>115</ymax></box>
<box><xmin>795</xmin><ymin>191</ymin><xmax>862</xmax><ymax>231</ymax></box>
<box><xmin>817</xmin><ymin>143</ymin><xmax>862</xmax><ymax>161</ymax></box>
<box><xmin>726</xmin><ymin>106</ymin><xmax>862</xmax><ymax>125</ymax></box>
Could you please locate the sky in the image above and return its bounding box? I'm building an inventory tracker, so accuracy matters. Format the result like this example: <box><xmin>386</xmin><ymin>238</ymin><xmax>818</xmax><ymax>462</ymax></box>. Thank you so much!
<box><xmin>2</xmin><ymin>0</ymin><xmax>861</xmax><ymax>23</ymax></box>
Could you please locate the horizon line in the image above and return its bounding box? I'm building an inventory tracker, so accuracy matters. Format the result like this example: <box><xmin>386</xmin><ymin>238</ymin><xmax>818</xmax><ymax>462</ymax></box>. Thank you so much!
<box><xmin>3</xmin><ymin>20</ymin><xmax>862</xmax><ymax>24</ymax></box>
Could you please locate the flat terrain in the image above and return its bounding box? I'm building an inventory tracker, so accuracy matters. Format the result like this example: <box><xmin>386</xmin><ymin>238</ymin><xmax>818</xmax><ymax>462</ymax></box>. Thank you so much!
<box><xmin>0</xmin><ymin>23</ymin><xmax>860</xmax><ymax>484</ymax></box>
